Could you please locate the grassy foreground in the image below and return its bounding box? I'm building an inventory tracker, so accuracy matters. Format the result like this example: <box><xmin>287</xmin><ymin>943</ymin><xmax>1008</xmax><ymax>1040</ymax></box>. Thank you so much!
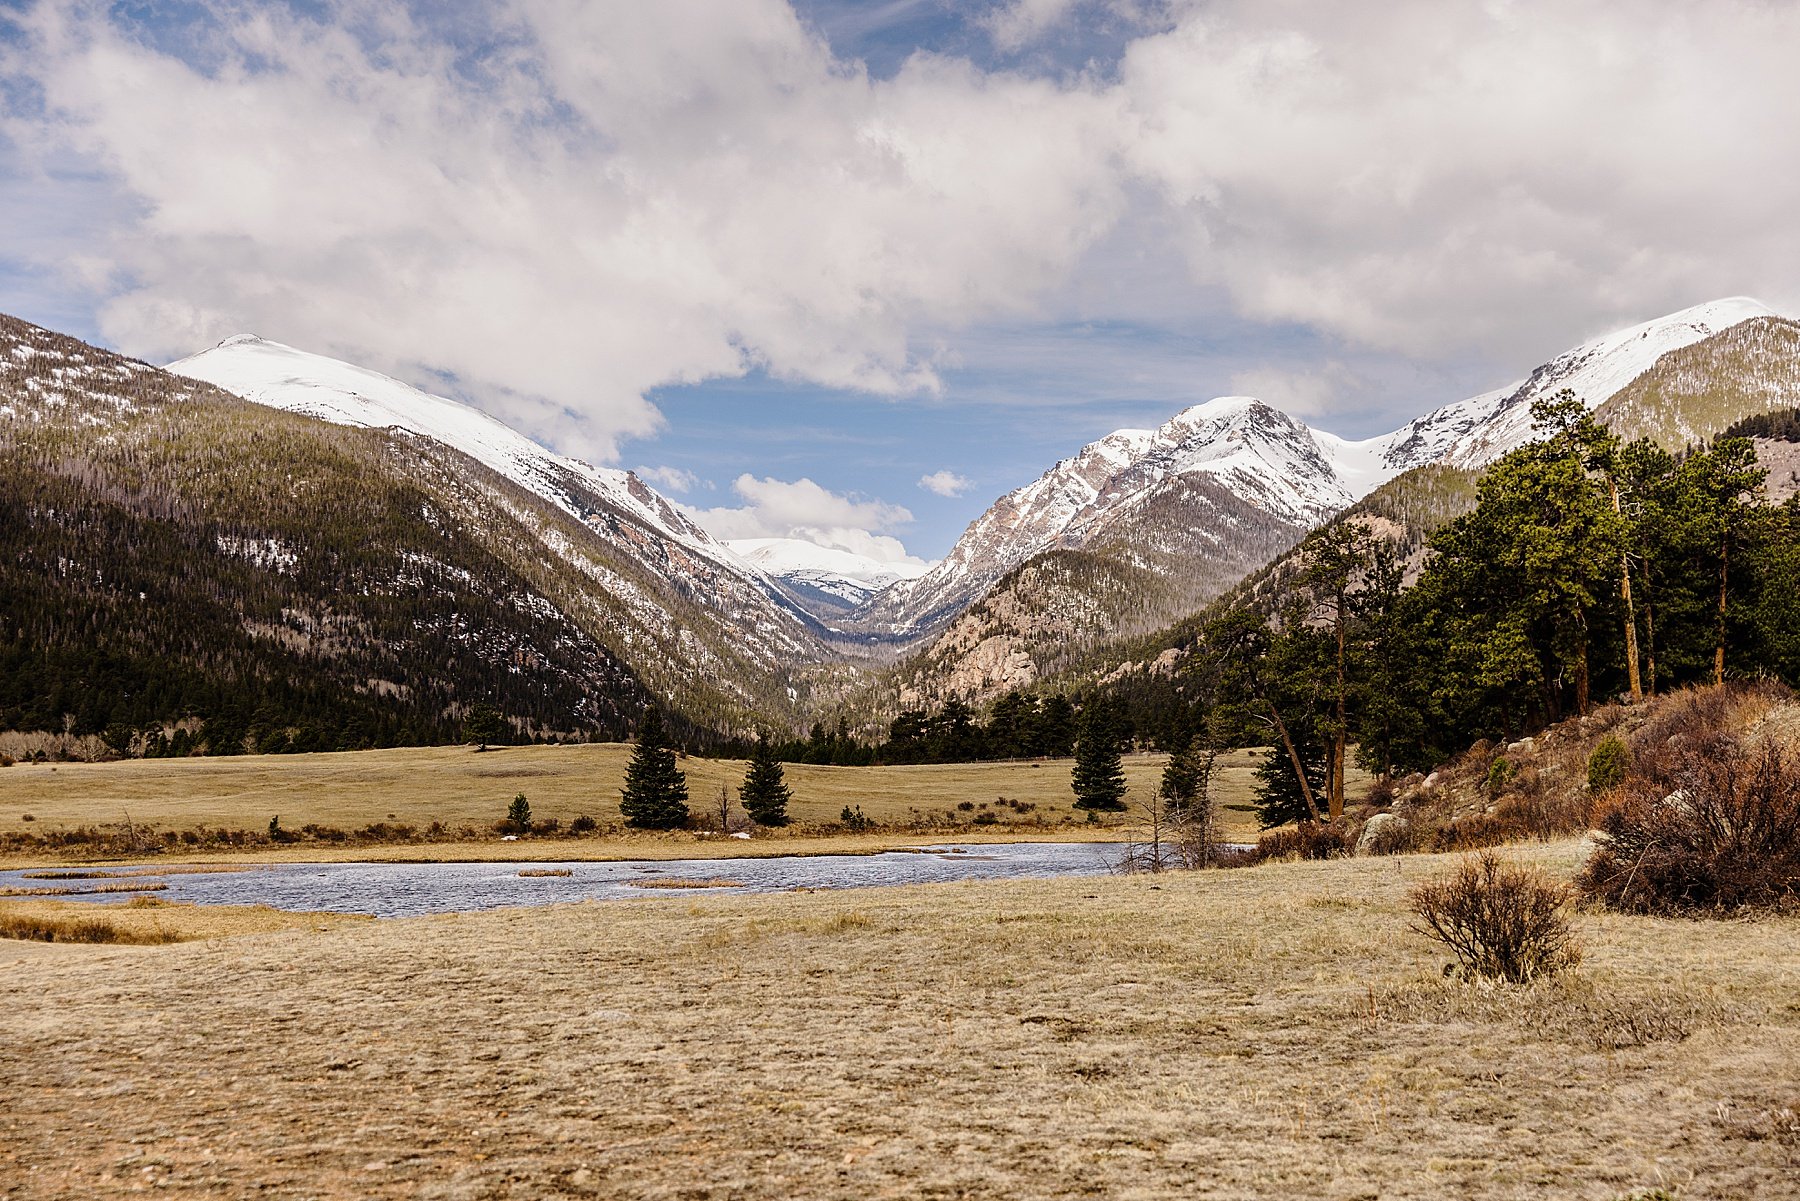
<box><xmin>0</xmin><ymin>743</ymin><xmax>1303</xmax><ymax>865</ymax></box>
<box><xmin>2</xmin><ymin>843</ymin><xmax>1795</xmax><ymax>1199</ymax></box>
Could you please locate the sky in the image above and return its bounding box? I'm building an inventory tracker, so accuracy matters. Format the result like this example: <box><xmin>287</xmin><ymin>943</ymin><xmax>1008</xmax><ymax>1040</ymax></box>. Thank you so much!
<box><xmin>3</xmin><ymin>0</ymin><xmax>1799</xmax><ymax>564</ymax></box>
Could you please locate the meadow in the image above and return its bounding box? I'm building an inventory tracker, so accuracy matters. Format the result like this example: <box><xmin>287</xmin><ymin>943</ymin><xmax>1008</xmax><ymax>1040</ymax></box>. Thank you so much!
<box><xmin>0</xmin><ymin>743</ymin><xmax>1319</xmax><ymax>864</ymax></box>
<box><xmin>2</xmin><ymin>841</ymin><xmax>1795</xmax><ymax>1199</ymax></box>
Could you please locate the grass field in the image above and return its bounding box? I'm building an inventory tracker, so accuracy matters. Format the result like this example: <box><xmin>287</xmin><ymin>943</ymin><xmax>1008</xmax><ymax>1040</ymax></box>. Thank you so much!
<box><xmin>0</xmin><ymin>743</ymin><xmax>1328</xmax><ymax>865</ymax></box>
<box><xmin>2</xmin><ymin>841</ymin><xmax>1794</xmax><ymax>1199</ymax></box>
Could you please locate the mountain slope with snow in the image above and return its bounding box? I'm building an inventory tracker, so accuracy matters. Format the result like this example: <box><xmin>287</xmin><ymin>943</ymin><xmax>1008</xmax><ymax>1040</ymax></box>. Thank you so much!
<box><xmin>876</xmin><ymin>296</ymin><xmax>1789</xmax><ymax>706</ymax></box>
<box><xmin>168</xmin><ymin>336</ymin><xmax>761</xmax><ymax>581</ymax></box>
<box><xmin>1379</xmin><ymin>297</ymin><xmax>1779</xmax><ymax>472</ymax></box>
<box><xmin>857</xmin><ymin>395</ymin><xmax>1399</xmax><ymax>638</ymax></box>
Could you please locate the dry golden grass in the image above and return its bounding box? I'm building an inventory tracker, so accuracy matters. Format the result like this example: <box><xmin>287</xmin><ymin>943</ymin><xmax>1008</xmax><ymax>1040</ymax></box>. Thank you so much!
<box><xmin>0</xmin><ymin>743</ymin><xmax>1321</xmax><ymax>866</ymax></box>
<box><xmin>1</xmin><ymin>842</ymin><xmax>1794</xmax><ymax>1199</ymax></box>
<box><xmin>0</xmin><ymin>897</ymin><xmax>370</xmax><ymax>944</ymax></box>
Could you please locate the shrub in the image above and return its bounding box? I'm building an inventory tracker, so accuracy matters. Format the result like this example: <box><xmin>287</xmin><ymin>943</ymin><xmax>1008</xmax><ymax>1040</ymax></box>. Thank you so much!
<box><xmin>1587</xmin><ymin>736</ymin><xmax>1630</xmax><ymax>793</ymax></box>
<box><xmin>569</xmin><ymin>814</ymin><xmax>597</xmax><ymax>834</ymax></box>
<box><xmin>840</xmin><ymin>805</ymin><xmax>873</xmax><ymax>832</ymax></box>
<box><xmin>1252</xmin><ymin>822</ymin><xmax>1348</xmax><ymax>863</ymax></box>
<box><xmin>1485</xmin><ymin>757</ymin><xmax>1516</xmax><ymax>797</ymax></box>
<box><xmin>972</xmin><ymin>811</ymin><xmax>998</xmax><ymax>826</ymax></box>
<box><xmin>1579</xmin><ymin>741</ymin><xmax>1800</xmax><ymax>913</ymax></box>
<box><xmin>1362</xmin><ymin>775</ymin><xmax>1397</xmax><ymax>809</ymax></box>
<box><xmin>1409</xmin><ymin>851</ymin><xmax>1582</xmax><ymax>983</ymax></box>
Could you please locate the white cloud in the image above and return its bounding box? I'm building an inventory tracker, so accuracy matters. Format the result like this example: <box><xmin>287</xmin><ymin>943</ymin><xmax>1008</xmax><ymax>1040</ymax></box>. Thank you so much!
<box><xmin>5</xmin><ymin>0</ymin><xmax>1800</xmax><ymax>448</ymax></box>
<box><xmin>2</xmin><ymin>0</ymin><xmax>1126</xmax><ymax>461</ymax></box>
<box><xmin>1227</xmin><ymin>363</ymin><xmax>1359</xmax><ymax>420</ymax></box>
<box><xmin>983</xmin><ymin>0</ymin><xmax>1084</xmax><ymax>52</ymax></box>
<box><xmin>685</xmin><ymin>474</ymin><xmax>927</xmax><ymax>566</ymax></box>
<box><xmin>917</xmin><ymin>469</ymin><xmax>973</xmax><ymax>497</ymax></box>
<box><xmin>635</xmin><ymin>465</ymin><xmax>703</xmax><ymax>493</ymax></box>
<box><xmin>1114</xmin><ymin>0</ymin><xmax>1800</xmax><ymax>366</ymax></box>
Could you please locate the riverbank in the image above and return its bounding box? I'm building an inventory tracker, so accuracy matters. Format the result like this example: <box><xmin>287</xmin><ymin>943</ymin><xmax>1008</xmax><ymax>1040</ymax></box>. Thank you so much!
<box><xmin>3</xmin><ymin>840</ymin><xmax>1795</xmax><ymax>1199</ymax></box>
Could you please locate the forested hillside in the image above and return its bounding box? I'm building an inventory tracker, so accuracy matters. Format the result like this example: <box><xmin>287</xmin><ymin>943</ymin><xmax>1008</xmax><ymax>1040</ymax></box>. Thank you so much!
<box><xmin>0</xmin><ymin>315</ymin><xmax>658</xmax><ymax>756</ymax></box>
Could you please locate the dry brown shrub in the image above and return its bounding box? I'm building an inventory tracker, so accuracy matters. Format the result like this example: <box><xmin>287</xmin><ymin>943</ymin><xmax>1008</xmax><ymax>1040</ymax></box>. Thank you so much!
<box><xmin>1248</xmin><ymin>822</ymin><xmax>1348</xmax><ymax>863</ymax></box>
<box><xmin>1409</xmin><ymin>852</ymin><xmax>1582</xmax><ymax>983</ymax></box>
<box><xmin>1579</xmin><ymin>739</ymin><xmax>1800</xmax><ymax>914</ymax></box>
<box><xmin>1426</xmin><ymin>813</ymin><xmax>1521</xmax><ymax>852</ymax></box>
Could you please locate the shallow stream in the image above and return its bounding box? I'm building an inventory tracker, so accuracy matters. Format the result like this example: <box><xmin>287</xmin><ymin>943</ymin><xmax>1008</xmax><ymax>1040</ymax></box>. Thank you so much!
<box><xmin>0</xmin><ymin>842</ymin><xmax>1119</xmax><ymax>918</ymax></box>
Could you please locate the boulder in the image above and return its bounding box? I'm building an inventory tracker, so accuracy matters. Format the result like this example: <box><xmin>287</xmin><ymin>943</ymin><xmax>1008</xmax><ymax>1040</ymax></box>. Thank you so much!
<box><xmin>1356</xmin><ymin>811</ymin><xmax>1411</xmax><ymax>856</ymax></box>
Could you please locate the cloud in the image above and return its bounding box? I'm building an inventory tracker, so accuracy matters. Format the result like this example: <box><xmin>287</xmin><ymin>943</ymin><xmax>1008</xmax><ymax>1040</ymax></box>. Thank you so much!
<box><xmin>1114</xmin><ymin>0</ymin><xmax>1800</xmax><ymax>365</ymax></box>
<box><xmin>1227</xmin><ymin>362</ymin><xmax>1359</xmax><ymax>420</ymax></box>
<box><xmin>5</xmin><ymin>0</ymin><xmax>1800</xmax><ymax>452</ymax></box>
<box><xmin>982</xmin><ymin>0</ymin><xmax>1084</xmax><ymax>52</ymax></box>
<box><xmin>635</xmin><ymin>465</ymin><xmax>703</xmax><ymax>493</ymax></box>
<box><xmin>685</xmin><ymin>474</ymin><xmax>927</xmax><ymax>565</ymax></box>
<box><xmin>917</xmin><ymin>469</ymin><xmax>973</xmax><ymax>497</ymax></box>
<box><xmin>1</xmin><ymin>0</ymin><xmax>1126</xmax><ymax>461</ymax></box>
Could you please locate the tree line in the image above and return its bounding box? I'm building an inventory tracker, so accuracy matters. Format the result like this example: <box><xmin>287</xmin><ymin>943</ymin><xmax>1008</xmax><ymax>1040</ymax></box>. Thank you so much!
<box><xmin>1172</xmin><ymin>395</ymin><xmax>1800</xmax><ymax>826</ymax></box>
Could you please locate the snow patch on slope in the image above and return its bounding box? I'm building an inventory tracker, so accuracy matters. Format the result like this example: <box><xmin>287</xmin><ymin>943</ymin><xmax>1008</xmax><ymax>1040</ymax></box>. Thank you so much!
<box><xmin>1379</xmin><ymin>297</ymin><xmax>1780</xmax><ymax>472</ymax></box>
<box><xmin>166</xmin><ymin>336</ymin><xmax>771</xmax><ymax>589</ymax></box>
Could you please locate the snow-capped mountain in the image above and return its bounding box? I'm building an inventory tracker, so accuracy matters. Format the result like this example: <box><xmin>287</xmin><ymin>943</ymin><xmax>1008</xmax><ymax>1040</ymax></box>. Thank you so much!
<box><xmin>859</xmin><ymin>395</ymin><xmax>1400</xmax><ymax>636</ymax></box>
<box><xmin>872</xmin><ymin>296</ymin><xmax>1791</xmax><ymax>703</ymax></box>
<box><xmin>168</xmin><ymin>336</ymin><xmax>763</xmax><ymax>586</ymax></box>
<box><xmin>163</xmin><ymin>334</ymin><xmax>839</xmax><ymax>717</ymax></box>
<box><xmin>727</xmin><ymin>537</ymin><xmax>930</xmax><ymax>617</ymax></box>
<box><xmin>1379</xmin><ymin>297</ymin><xmax>1779</xmax><ymax>471</ymax></box>
<box><xmin>866</xmin><ymin>297</ymin><xmax>1784</xmax><ymax>643</ymax></box>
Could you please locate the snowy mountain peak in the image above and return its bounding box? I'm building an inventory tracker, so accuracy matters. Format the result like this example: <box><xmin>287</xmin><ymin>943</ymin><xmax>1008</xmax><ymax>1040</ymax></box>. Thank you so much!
<box><xmin>1380</xmin><ymin>296</ymin><xmax>1783</xmax><ymax>472</ymax></box>
<box><xmin>162</xmin><ymin>335</ymin><xmax>837</xmax><ymax>647</ymax></box>
<box><xmin>728</xmin><ymin>538</ymin><xmax>931</xmax><ymax>617</ymax></box>
<box><xmin>859</xmin><ymin>393</ymin><xmax>1387</xmax><ymax>634</ymax></box>
<box><xmin>167</xmin><ymin>336</ymin><xmax>728</xmax><ymax>559</ymax></box>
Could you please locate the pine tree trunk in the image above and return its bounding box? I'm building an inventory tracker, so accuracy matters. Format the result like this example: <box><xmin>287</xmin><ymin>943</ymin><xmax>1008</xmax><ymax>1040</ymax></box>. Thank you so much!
<box><xmin>1575</xmin><ymin>631</ymin><xmax>1590</xmax><ymax>716</ymax></box>
<box><xmin>1267</xmin><ymin>700</ymin><xmax>1323</xmax><ymax>824</ymax></box>
<box><xmin>1332</xmin><ymin>601</ymin><xmax>1347</xmax><ymax>822</ymax></box>
<box><xmin>1610</xmin><ymin>479</ymin><xmax>1643</xmax><ymax>701</ymax></box>
<box><xmin>1641</xmin><ymin>549</ymin><xmax>1658</xmax><ymax>697</ymax></box>
<box><xmin>1715</xmin><ymin>536</ymin><xmax>1730</xmax><ymax>687</ymax></box>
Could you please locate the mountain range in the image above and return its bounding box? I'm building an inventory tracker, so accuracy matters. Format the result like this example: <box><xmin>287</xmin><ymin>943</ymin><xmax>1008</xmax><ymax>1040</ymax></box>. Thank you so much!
<box><xmin>4</xmin><ymin>295</ymin><xmax>1796</xmax><ymax>748</ymax></box>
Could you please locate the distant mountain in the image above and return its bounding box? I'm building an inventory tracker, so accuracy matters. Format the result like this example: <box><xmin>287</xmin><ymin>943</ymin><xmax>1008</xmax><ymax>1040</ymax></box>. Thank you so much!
<box><xmin>1381</xmin><ymin>296</ymin><xmax>1779</xmax><ymax>471</ymax></box>
<box><xmin>165</xmin><ymin>335</ymin><xmax>823</xmax><ymax>635</ymax></box>
<box><xmin>726</xmin><ymin>538</ymin><xmax>930</xmax><ymax>621</ymax></box>
<box><xmin>856</xmin><ymin>396</ymin><xmax>1401</xmax><ymax>641</ymax></box>
<box><xmin>1595</xmin><ymin>316</ymin><xmax>1800</xmax><ymax>449</ymax></box>
<box><xmin>881</xmin><ymin>297</ymin><xmax>1789</xmax><ymax>708</ymax></box>
<box><xmin>1</xmin><ymin>316</ymin><xmax>837</xmax><ymax>753</ymax></box>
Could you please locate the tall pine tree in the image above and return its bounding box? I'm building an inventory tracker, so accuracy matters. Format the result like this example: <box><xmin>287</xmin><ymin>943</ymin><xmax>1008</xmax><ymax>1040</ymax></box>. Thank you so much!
<box><xmin>619</xmin><ymin>706</ymin><xmax>689</xmax><ymax>830</ymax></box>
<box><xmin>1071</xmin><ymin>702</ymin><xmax>1128</xmax><ymax>812</ymax></box>
<box><xmin>739</xmin><ymin>732</ymin><xmax>792</xmax><ymax>827</ymax></box>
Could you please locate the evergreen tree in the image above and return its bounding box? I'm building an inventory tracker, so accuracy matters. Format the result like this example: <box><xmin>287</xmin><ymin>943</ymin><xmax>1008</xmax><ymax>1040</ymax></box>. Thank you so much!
<box><xmin>1071</xmin><ymin>702</ymin><xmax>1128</xmax><ymax>812</ymax></box>
<box><xmin>739</xmin><ymin>732</ymin><xmax>792</xmax><ymax>827</ymax></box>
<box><xmin>1158</xmin><ymin>732</ymin><xmax>1215</xmax><ymax>819</ymax></box>
<box><xmin>464</xmin><ymin>704</ymin><xmax>506</xmax><ymax>752</ymax></box>
<box><xmin>620</xmin><ymin>706</ymin><xmax>689</xmax><ymax>830</ymax></box>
